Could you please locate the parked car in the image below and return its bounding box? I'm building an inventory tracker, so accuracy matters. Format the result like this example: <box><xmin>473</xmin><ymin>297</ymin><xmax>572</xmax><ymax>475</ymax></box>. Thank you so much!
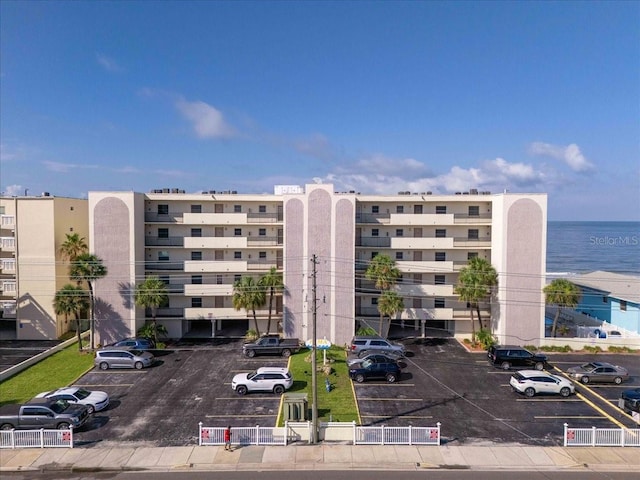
<box><xmin>94</xmin><ymin>348</ymin><xmax>155</xmax><ymax>370</ymax></box>
<box><xmin>35</xmin><ymin>387</ymin><xmax>110</xmax><ymax>414</ymax></box>
<box><xmin>567</xmin><ymin>361</ymin><xmax>629</xmax><ymax>385</ymax></box>
<box><xmin>349</xmin><ymin>336</ymin><xmax>406</xmax><ymax>357</ymax></box>
<box><xmin>242</xmin><ymin>335</ymin><xmax>301</xmax><ymax>358</ymax></box>
<box><xmin>0</xmin><ymin>398</ymin><xmax>91</xmax><ymax>431</ymax></box>
<box><xmin>346</xmin><ymin>352</ymin><xmax>403</xmax><ymax>368</ymax></box>
<box><xmin>231</xmin><ymin>367</ymin><xmax>293</xmax><ymax>395</ymax></box>
<box><xmin>108</xmin><ymin>337</ymin><xmax>156</xmax><ymax>350</ymax></box>
<box><xmin>487</xmin><ymin>345</ymin><xmax>548</xmax><ymax>371</ymax></box>
<box><xmin>349</xmin><ymin>358</ymin><xmax>401</xmax><ymax>383</ymax></box>
<box><xmin>620</xmin><ymin>387</ymin><xmax>640</xmax><ymax>421</ymax></box>
<box><xmin>509</xmin><ymin>370</ymin><xmax>575</xmax><ymax>398</ymax></box>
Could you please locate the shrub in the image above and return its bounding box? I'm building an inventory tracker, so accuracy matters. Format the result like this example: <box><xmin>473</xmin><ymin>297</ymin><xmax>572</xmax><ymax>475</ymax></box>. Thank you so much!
<box><xmin>476</xmin><ymin>329</ymin><xmax>496</xmax><ymax>350</ymax></box>
<box><xmin>356</xmin><ymin>326</ymin><xmax>378</xmax><ymax>336</ymax></box>
<box><xmin>583</xmin><ymin>345</ymin><xmax>603</xmax><ymax>353</ymax></box>
<box><xmin>244</xmin><ymin>329</ymin><xmax>259</xmax><ymax>342</ymax></box>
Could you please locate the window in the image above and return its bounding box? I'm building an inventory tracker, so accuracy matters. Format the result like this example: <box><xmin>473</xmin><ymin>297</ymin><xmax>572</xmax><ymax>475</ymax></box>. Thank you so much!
<box><xmin>216</xmin><ymin>275</ymin><xmax>223</xmax><ymax>285</ymax></box>
<box><xmin>434</xmin><ymin>297</ymin><xmax>445</xmax><ymax>308</ymax></box>
<box><xmin>191</xmin><ymin>297</ymin><xmax>202</xmax><ymax>308</ymax></box>
<box><xmin>191</xmin><ymin>275</ymin><xmax>202</xmax><ymax>285</ymax></box>
<box><xmin>234</xmin><ymin>251</ymin><xmax>242</xmax><ymax>259</ymax></box>
<box><xmin>469</xmin><ymin>206</ymin><xmax>480</xmax><ymax>216</ymax></box>
<box><xmin>435</xmin><ymin>252</ymin><xmax>446</xmax><ymax>261</ymax></box>
<box><xmin>468</xmin><ymin>229</ymin><xmax>479</xmax><ymax>239</ymax></box>
<box><xmin>435</xmin><ymin>229</ymin><xmax>446</xmax><ymax>238</ymax></box>
<box><xmin>372</xmin><ymin>297</ymin><xmax>378</xmax><ymax>305</ymax></box>
<box><xmin>620</xmin><ymin>300</ymin><xmax>627</xmax><ymax>311</ymax></box>
<box><xmin>157</xmin><ymin>204</ymin><xmax>169</xmax><ymax>215</ymax></box>
<box><xmin>372</xmin><ymin>205</ymin><xmax>379</xmax><ymax>214</ymax></box>
<box><xmin>191</xmin><ymin>228</ymin><xmax>202</xmax><ymax>237</ymax></box>
<box><xmin>396</xmin><ymin>205</ymin><xmax>404</xmax><ymax>214</ymax></box>
<box><xmin>234</xmin><ymin>274</ymin><xmax>241</xmax><ymax>283</ymax></box>
<box><xmin>259</xmin><ymin>228</ymin><xmax>266</xmax><ymax>236</ymax></box>
<box><xmin>158</xmin><ymin>228</ymin><xmax>169</xmax><ymax>238</ymax></box>
<box><xmin>435</xmin><ymin>275</ymin><xmax>446</xmax><ymax>285</ymax></box>
<box><xmin>435</xmin><ymin>205</ymin><xmax>447</xmax><ymax>214</ymax></box>
<box><xmin>191</xmin><ymin>204</ymin><xmax>202</xmax><ymax>213</ymax></box>
<box><xmin>259</xmin><ymin>205</ymin><xmax>267</xmax><ymax>213</ymax></box>
<box><xmin>2</xmin><ymin>281</ymin><xmax>16</xmax><ymax>293</ymax></box>
<box><xmin>371</xmin><ymin>252</ymin><xmax>378</xmax><ymax>259</ymax></box>
<box><xmin>468</xmin><ymin>252</ymin><xmax>478</xmax><ymax>260</ymax></box>
<box><xmin>234</xmin><ymin>205</ymin><xmax>242</xmax><ymax>213</ymax></box>
<box><xmin>396</xmin><ymin>229</ymin><xmax>404</xmax><ymax>237</ymax></box>
<box><xmin>395</xmin><ymin>252</ymin><xmax>403</xmax><ymax>260</ymax></box>
<box><xmin>158</xmin><ymin>251</ymin><xmax>169</xmax><ymax>261</ymax></box>
<box><xmin>259</xmin><ymin>251</ymin><xmax>267</xmax><ymax>259</ymax></box>
<box><xmin>191</xmin><ymin>251</ymin><xmax>202</xmax><ymax>261</ymax></box>
<box><xmin>602</xmin><ymin>296</ymin><xmax>608</xmax><ymax>303</ymax></box>
<box><xmin>234</xmin><ymin>228</ymin><xmax>242</xmax><ymax>236</ymax></box>
<box><xmin>159</xmin><ymin>276</ymin><xmax>170</xmax><ymax>285</ymax></box>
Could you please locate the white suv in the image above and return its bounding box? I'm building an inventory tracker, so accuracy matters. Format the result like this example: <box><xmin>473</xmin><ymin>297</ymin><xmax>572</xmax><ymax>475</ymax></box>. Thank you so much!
<box><xmin>231</xmin><ymin>367</ymin><xmax>293</xmax><ymax>395</ymax></box>
<box><xmin>510</xmin><ymin>370</ymin><xmax>575</xmax><ymax>398</ymax></box>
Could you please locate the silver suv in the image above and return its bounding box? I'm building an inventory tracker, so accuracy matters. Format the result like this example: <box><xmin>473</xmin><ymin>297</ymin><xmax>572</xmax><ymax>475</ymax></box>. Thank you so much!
<box><xmin>349</xmin><ymin>336</ymin><xmax>405</xmax><ymax>356</ymax></box>
<box><xmin>231</xmin><ymin>367</ymin><xmax>293</xmax><ymax>395</ymax></box>
<box><xmin>94</xmin><ymin>348</ymin><xmax>155</xmax><ymax>370</ymax></box>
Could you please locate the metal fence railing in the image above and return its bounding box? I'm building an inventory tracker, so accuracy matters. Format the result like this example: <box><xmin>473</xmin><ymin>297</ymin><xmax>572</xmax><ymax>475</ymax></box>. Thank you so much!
<box><xmin>354</xmin><ymin>423</ymin><xmax>441</xmax><ymax>445</ymax></box>
<box><xmin>0</xmin><ymin>428</ymin><xmax>74</xmax><ymax>449</ymax></box>
<box><xmin>199</xmin><ymin>424</ymin><xmax>287</xmax><ymax>446</ymax></box>
<box><xmin>564</xmin><ymin>424</ymin><xmax>640</xmax><ymax>447</ymax></box>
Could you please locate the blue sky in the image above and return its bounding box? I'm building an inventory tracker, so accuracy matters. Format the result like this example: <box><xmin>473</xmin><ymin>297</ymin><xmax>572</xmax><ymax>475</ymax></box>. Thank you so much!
<box><xmin>1</xmin><ymin>1</ymin><xmax>638</xmax><ymax>221</ymax></box>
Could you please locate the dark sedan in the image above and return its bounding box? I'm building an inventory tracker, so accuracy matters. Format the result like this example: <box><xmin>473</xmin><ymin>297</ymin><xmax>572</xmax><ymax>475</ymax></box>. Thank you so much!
<box><xmin>346</xmin><ymin>352</ymin><xmax>404</xmax><ymax>368</ymax></box>
<box><xmin>349</xmin><ymin>358</ymin><xmax>401</xmax><ymax>383</ymax></box>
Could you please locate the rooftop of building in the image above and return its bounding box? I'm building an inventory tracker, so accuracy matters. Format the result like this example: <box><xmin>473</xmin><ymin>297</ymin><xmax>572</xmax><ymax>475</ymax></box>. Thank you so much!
<box><xmin>572</xmin><ymin>270</ymin><xmax>640</xmax><ymax>304</ymax></box>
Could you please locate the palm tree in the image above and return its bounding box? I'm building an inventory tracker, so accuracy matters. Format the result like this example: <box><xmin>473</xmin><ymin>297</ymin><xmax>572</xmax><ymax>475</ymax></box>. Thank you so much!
<box><xmin>260</xmin><ymin>267</ymin><xmax>283</xmax><ymax>334</ymax></box>
<box><xmin>134</xmin><ymin>276</ymin><xmax>169</xmax><ymax>344</ymax></box>
<box><xmin>69</xmin><ymin>253</ymin><xmax>108</xmax><ymax>350</ymax></box>
<box><xmin>365</xmin><ymin>254</ymin><xmax>401</xmax><ymax>336</ymax></box>
<box><xmin>233</xmin><ymin>276</ymin><xmax>266</xmax><ymax>336</ymax></box>
<box><xmin>53</xmin><ymin>284</ymin><xmax>89</xmax><ymax>351</ymax></box>
<box><xmin>544</xmin><ymin>278</ymin><xmax>581</xmax><ymax>337</ymax></box>
<box><xmin>455</xmin><ymin>257</ymin><xmax>498</xmax><ymax>340</ymax></box>
<box><xmin>60</xmin><ymin>233</ymin><xmax>88</xmax><ymax>262</ymax></box>
<box><xmin>377</xmin><ymin>290</ymin><xmax>404</xmax><ymax>337</ymax></box>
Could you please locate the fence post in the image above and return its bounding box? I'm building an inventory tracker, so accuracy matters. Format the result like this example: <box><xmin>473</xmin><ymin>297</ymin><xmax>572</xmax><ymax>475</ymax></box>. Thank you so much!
<box><xmin>69</xmin><ymin>425</ymin><xmax>74</xmax><ymax>449</ymax></box>
<box><xmin>11</xmin><ymin>429</ymin><xmax>15</xmax><ymax>449</ymax></box>
<box><xmin>408</xmin><ymin>425</ymin><xmax>412</xmax><ymax>446</ymax></box>
<box><xmin>621</xmin><ymin>427</ymin><xmax>625</xmax><ymax>448</ymax></box>
<box><xmin>198</xmin><ymin>422</ymin><xmax>203</xmax><ymax>446</ymax></box>
<box><xmin>40</xmin><ymin>428</ymin><xmax>44</xmax><ymax>449</ymax></box>
<box><xmin>591</xmin><ymin>426</ymin><xmax>597</xmax><ymax>447</ymax></box>
<box><xmin>437</xmin><ymin>422</ymin><xmax>442</xmax><ymax>445</ymax></box>
<box><xmin>380</xmin><ymin>425</ymin><xmax>385</xmax><ymax>445</ymax></box>
<box><xmin>563</xmin><ymin>423</ymin><xmax>568</xmax><ymax>447</ymax></box>
<box><xmin>352</xmin><ymin>421</ymin><xmax>356</xmax><ymax>446</ymax></box>
<box><xmin>256</xmin><ymin>425</ymin><xmax>260</xmax><ymax>446</ymax></box>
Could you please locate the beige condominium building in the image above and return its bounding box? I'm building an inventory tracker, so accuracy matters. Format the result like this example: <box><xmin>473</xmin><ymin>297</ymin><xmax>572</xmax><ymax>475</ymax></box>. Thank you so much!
<box><xmin>88</xmin><ymin>183</ymin><xmax>547</xmax><ymax>347</ymax></box>
<box><xmin>0</xmin><ymin>194</ymin><xmax>89</xmax><ymax>340</ymax></box>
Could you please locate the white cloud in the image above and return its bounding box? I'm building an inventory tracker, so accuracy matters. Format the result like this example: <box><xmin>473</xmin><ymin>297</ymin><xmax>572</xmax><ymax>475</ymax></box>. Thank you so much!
<box><xmin>293</xmin><ymin>134</ymin><xmax>333</xmax><ymax>160</ymax></box>
<box><xmin>3</xmin><ymin>184</ymin><xmax>24</xmax><ymax>196</ymax></box>
<box><xmin>96</xmin><ymin>53</ymin><xmax>123</xmax><ymax>73</ymax></box>
<box><xmin>529</xmin><ymin>142</ymin><xmax>594</xmax><ymax>172</ymax></box>
<box><xmin>43</xmin><ymin>161</ymin><xmax>99</xmax><ymax>173</ymax></box>
<box><xmin>175</xmin><ymin>99</ymin><xmax>235</xmax><ymax>139</ymax></box>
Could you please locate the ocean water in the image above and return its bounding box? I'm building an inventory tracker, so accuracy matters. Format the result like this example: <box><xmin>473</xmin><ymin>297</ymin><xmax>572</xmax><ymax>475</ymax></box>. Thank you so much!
<box><xmin>546</xmin><ymin>221</ymin><xmax>640</xmax><ymax>276</ymax></box>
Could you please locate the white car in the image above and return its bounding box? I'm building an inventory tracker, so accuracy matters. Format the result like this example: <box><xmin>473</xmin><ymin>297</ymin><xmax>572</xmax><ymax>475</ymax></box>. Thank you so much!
<box><xmin>35</xmin><ymin>387</ymin><xmax>110</xmax><ymax>414</ymax></box>
<box><xmin>231</xmin><ymin>367</ymin><xmax>293</xmax><ymax>395</ymax></box>
<box><xmin>509</xmin><ymin>370</ymin><xmax>575</xmax><ymax>398</ymax></box>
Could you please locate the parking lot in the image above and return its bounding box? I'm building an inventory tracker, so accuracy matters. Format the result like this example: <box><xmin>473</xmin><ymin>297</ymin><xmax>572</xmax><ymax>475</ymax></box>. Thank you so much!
<box><xmin>56</xmin><ymin>338</ymin><xmax>640</xmax><ymax>448</ymax></box>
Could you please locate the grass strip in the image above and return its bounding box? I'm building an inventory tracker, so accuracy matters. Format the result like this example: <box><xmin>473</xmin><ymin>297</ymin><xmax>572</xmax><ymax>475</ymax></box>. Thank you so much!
<box><xmin>0</xmin><ymin>343</ymin><xmax>94</xmax><ymax>406</ymax></box>
<box><xmin>284</xmin><ymin>346</ymin><xmax>359</xmax><ymax>425</ymax></box>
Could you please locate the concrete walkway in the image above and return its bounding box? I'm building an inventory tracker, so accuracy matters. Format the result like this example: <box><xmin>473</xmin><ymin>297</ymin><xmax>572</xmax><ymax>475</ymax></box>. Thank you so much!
<box><xmin>1</xmin><ymin>443</ymin><xmax>639</xmax><ymax>473</ymax></box>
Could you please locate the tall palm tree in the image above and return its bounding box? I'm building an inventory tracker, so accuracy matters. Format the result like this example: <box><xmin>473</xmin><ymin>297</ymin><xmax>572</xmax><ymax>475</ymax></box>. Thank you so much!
<box><xmin>59</xmin><ymin>233</ymin><xmax>88</xmax><ymax>262</ymax></box>
<box><xmin>134</xmin><ymin>276</ymin><xmax>169</xmax><ymax>344</ymax></box>
<box><xmin>69</xmin><ymin>253</ymin><xmax>108</xmax><ymax>350</ymax></box>
<box><xmin>259</xmin><ymin>267</ymin><xmax>283</xmax><ymax>334</ymax></box>
<box><xmin>377</xmin><ymin>290</ymin><xmax>404</xmax><ymax>337</ymax></box>
<box><xmin>365</xmin><ymin>254</ymin><xmax>401</xmax><ymax>336</ymax></box>
<box><xmin>544</xmin><ymin>278</ymin><xmax>581</xmax><ymax>337</ymax></box>
<box><xmin>455</xmin><ymin>257</ymin><xmax>498</xmax><ymax>339</ymax></box>
<box><xmin>53</xmin><ymin>284</ymin><xmax>89</xmax><ymax>351</ymax></box>
<box><xmin>233</xmin><ymin>276</ymin><xmax>266</xmax><ymax>336</ymax></box>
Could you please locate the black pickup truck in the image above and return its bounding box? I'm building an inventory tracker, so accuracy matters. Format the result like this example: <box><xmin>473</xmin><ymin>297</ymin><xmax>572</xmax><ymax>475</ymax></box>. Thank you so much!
<box><xmin>0</xmin><ymin>398</ymin><xmax>91</xmax><ymax>430</ymax></box>
<box><xmin>242</xmin><ymin>335</ymin><xmax>302</xmax><ymax>358</ymax></box>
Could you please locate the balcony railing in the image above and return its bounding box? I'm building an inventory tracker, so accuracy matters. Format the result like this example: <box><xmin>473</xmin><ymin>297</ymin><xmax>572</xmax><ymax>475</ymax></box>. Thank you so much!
<box><xmin>145</xmin><ymin>236</ymin><xmax>185</xmax><ymax>247</ymax></box>
<box><xmin>145</xmin><ymin>212</ymin><xmax>184</xmax><ymax>223</ymax></box>
<box><xmin>453</xmin><ymin>236</ymin><xmax>492</xmax><ymax>247</ymax></box>
<box><xmin>247</xmin><ymin>259</ymin><xmax>278</xmax><ymax>271</ymax></box>
<box><xmin>356</xmin><ymin>213</ymin><xmax>391</xmax><ymax>224</ymax></box>
<box><xmin>146</xmin><ymin>261</ymin><xmax>184</xmax><ymax>271</ymax></box>
<box><xmin>247</xmin><ymin>236</ymin><xmax>281</xmax><ymax>246</ymax></box>
<box><xmin>453</xmin><ymin>214</ymin><xmax>492</xmax><ymax>223</ymax></box>
<box><xmin>247</xmin><ymin>212</ymin><xmax>283</xmax><ymax>223</ymax></box>
<box><xmin>356</xmin><ymin>237</ymin><xmax>392</xmax><ymax>248</ymax></box>
<box><xmin>154</xmin><ymin>307</ymin><xmax>184</xmax><ymax>317</ymax></box>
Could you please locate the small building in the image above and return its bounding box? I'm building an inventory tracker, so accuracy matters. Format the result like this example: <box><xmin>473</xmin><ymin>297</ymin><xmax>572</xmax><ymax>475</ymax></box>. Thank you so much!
<box><xmin>572</xmin><ymin>271</ymin><xmax>640</xmax><ymax>335</ymax></box>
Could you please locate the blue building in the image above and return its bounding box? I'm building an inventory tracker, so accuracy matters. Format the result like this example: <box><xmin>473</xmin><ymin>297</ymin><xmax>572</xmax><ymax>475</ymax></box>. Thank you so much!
<box><xmin>572</xmin><ymin>271</ymin><xmax>640</xmax><ymax>335</ymax></box>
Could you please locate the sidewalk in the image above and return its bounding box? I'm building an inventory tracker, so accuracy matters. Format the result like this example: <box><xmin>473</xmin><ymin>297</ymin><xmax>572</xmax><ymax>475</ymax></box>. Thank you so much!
<box><xmin>1</xmin><ymin>443</ymin><xmax>639</xmax><ymax>473</ymax></box>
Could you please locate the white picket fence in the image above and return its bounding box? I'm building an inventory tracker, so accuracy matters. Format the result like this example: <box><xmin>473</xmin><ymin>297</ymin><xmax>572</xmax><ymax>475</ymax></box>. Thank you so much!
<box><xmin>0</xmin><ymin>428</ymin><xmax>74</xmax><ymax>449</ymax></box>
<box><xmin>564</xmin><ymin>424</ymin><xmax>640</xmax><ymax>447</ymax></box>
<box><xmin>198</xmin><ymin>421</ymin><xmax>441</xmax><ymax>446</ymax></box>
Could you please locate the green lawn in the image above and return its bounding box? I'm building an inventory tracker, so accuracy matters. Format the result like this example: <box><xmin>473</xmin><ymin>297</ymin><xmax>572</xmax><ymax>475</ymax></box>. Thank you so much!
<box><xmin>284</xmin><ymin>346</ymin><xmax>359</xmax><ymax>425</ymax></box>
<box><xmin>0</xmin><ymin>343</ymin><xmax>94</xmax><ymax>406</ymax></box>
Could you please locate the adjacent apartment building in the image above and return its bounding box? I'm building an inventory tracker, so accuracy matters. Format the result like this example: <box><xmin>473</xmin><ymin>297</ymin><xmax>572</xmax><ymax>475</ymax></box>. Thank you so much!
<box><xmin>88</xmin><ymin>183</ymin><xmax>547</xmax><ymax>347</ymax></box>
<box><xmin>0</xmin><ymin>194</ymin><xmax>89</xmax><ymax>340</ymax></box>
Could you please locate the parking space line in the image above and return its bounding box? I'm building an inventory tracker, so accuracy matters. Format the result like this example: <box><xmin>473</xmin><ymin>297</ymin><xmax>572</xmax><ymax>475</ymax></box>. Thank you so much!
<box><xmin>92</xmin><ymin>370</ymin><xmax>148</xmax><ymax>374</ymax></box>
<box><xmin>205</xmin><ymin>414</ymin><xmax>276</xmax><ymax>418</ymax></box>
<box><xmin>534</xmin><ymin>416</ymin><xmax>605</xmax><ymax>419</ymax></box>
<box><xmin>357</xmin><ymin>398</ymin><xmax>423</xmax><ymax>402</ymax></box>
<box><xmin>353</xmin><ymin>383</ymin><xmax>415</xmax><ymax>387</ymax></box>
<box><xmin>361</xmin><ymin>415</ymin><xmax>433</xmax><ymax>419</ymax></box>
<box><xmin>215</xmin><ymin>397</ymin><xmax>281</xmax><ymax>400</ymax></box>
<box><xmin>75</xmin><ymin>384</ymin><xmax>134</xmax><ymax>387</ymax></box>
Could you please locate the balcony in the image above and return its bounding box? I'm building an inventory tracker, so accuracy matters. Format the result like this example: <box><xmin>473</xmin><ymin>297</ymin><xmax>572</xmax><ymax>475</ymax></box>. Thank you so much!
<box><xmin>247</xmin><ymin>259</ymin><xmax>278</xmax><ymax>271</ymax></box>
<box><xmin>355</xmin><ymin>236</ymin><xmax>391</xmax><ymax>248</ymax></box>
<box><xmin>247</xmin><ymin>212</ymin><xmax>283</xmax><ymax>223</ymax></box>
<box><xmin>396</xmin><ymin>260</ymin><xmax>455</xmax><ymax>273</ymax></box>
<box><xmin>391</xmin><ymin>237</ymin><xmax>453</xmax><ymax>249</ymax></box>
<box><xmin>184</xmin><ymin>284</ymin><xmax>233</xmax><ymax>296</ymax></box>
<box><xmin>182</xmin><ymin>212</ymin><xmax>246</xmax><ymax>225</ymax></box>
<box><xmin>1</xmin><ymin>300</ymin><xmax>16</xmax><ymax>318</ymax></box>
<box><xmin>145</xmin><ymin>236</ymin><xmax>184</xmax><ymax>247</ymax></box>
<box><xmin>184</xmin><ymin>237</ymin><xmax>247</xmax><ymax>249</ymax></box>
<box><xmin>247</xmin><ymin>236</ymin><xmax>281</xmax><ymax>246</ymax></box>
<box><xmin>356</xmin><ymin>213</ymin><xmax>391</xmax><ymax>224</ymax></box>
<box><xmin>184</xmin><ymin>260</ymin><xmax>248</xmax><ymax>273</ymax></box>
<box><xmin>154</xmin><ymin>307</ymin><xmax>184</xmax><ymax>317</ymax></box>
<box><xmin>453</xmin><ymin>236</ymin><xmax>492</xmax><ymax>247</ymax></box>
<box><xmin>145</xmin><ymin>212</ymin><xmax>184</xmax><ymax>223</ymax></box>
<box><xmin>183</xmin><ymin>307</ymin><xmax>271</xmax><ymax>319</ymax></box>
<box><xmin>146</xmin><ymin>261</ymin><xmax>184</xmax><ymax>271</ymax></box>
<box><xmin>453</xmin><ymin>213</ymin><xmax>492</xmax><ymax>224</ymax></box>
<box><xmin>396</xmin><ymin>284</ymin><xmax>454</xmax><ymax>297</ymax></box>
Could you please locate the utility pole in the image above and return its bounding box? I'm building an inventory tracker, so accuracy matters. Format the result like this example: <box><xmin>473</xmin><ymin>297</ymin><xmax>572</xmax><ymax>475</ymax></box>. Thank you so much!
<box><xmin>310</xmin><ymin>254</ymin><xmax>319</xmax><ymax>444</ymax></box>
